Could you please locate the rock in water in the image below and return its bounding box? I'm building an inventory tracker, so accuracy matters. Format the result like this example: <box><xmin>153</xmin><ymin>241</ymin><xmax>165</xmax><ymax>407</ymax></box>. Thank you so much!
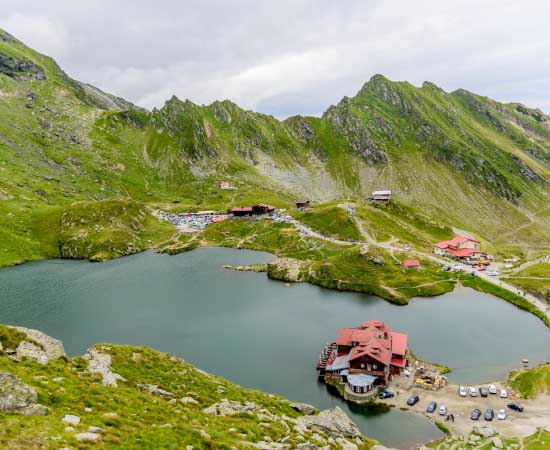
<box><xmin>0</xmin><ymin>373</ymin><xmax>47</xmax><ymax>415</ymax></box>
<box><xmin>297</xmin><ymin>406</ymin><xmax>360</xmax><ymax>438</ymax></box>
<box><xmin>290</xmin><ymin>402</ymin><xmax>316</xmax><ymax>415</ymax></box>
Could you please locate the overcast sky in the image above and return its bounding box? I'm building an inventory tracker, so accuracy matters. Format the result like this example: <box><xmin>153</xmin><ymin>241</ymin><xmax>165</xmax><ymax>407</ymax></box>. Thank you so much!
<box><xmin>1</xmin><ymin>0</ymin><xmax>549</xmax><ymax>116</ymax></box>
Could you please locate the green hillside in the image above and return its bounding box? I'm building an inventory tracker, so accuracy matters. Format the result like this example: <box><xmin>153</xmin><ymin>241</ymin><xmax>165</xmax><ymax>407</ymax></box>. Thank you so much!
<box><xmin>0</xmin><ymin>326</ymin><xmax>374</xmax><ymax>449</ymax></box>
<box><xmin>1</xmin><ymin>26</ymin><xmax>550</xmax><ymax>270</ymax></box>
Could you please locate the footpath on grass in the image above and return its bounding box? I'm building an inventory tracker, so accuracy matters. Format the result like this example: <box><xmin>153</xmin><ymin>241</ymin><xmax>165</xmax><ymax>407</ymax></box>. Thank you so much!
<box><xmin>290</xmin><ymin>214</ymin><xmax>550</xmax><ymax>326</ymax></box>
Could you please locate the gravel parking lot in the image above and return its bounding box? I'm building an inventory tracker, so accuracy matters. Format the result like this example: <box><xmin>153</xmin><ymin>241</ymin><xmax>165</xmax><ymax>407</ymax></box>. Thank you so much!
<box><xmin>383</xmin><ymin>382</ymin><xmax>550</xmax><ymax>439</ymax></box>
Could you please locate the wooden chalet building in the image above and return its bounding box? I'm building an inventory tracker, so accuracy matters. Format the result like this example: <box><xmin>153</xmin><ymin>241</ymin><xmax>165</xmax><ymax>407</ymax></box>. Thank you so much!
<box><xmin>252</xmin><ymin>204</ymin><xmax>275</xmax><ymax>215</ymax></box>
<box><xmin>295</xmin><ymin>200</ymin><xmax>310</xmax><ymax>209</ymax></box>
<box><xmin>231</xmin><ymin>207</ymin><xmax>253</xmax><ymax>217</ymax></box>
<box><xmin>371</xmin><ymin>190</ymin><xmax>392</xmax><ymax>204</ymax></box>
<box><xmin>320</xmin><ymin>320</ymin><xmax>408</xmax><ymax>392</ymax></box>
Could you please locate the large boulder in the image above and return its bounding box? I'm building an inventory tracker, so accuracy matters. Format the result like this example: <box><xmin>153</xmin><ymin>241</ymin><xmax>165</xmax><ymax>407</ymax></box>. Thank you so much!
<box><xmin>10</xmin><ymin>326</ymin><xmax>66</xmax><ymax>364</ymax></box>
<box><xmin>290</xmin><ymin>402</ymin><xmax>316</xmax><ymax>415</ymax></box>
<box><xmin>473</xmin><ymin>424</ymin><xmax>496</xmax><ymax>437</ymax></box>
<box><xmin>84</xmin><ymin>348</ymin><xmax>125</xmax><ymax>387</ymax></box>
<box><xmin>136</xmin><ymin>383</ymin><xmax>176</xmax><ymax>399</ymax></box>
<box><xmin>16</xmin><ymin>341</ymin><xmax>49</xmax><ymax>365</ymax></box>
<box><xmin>297</xmin><ymin>406</ymin><xmax>360</xmax><ymax>438</ymax></box>
<box><xmin>203</xmin><ymin>399</ymin><xmax>256</xmax><ymax>416</ymax></box>
<box><xmin>0</xmin><ymin>373</ymin><xmax>47</xmax><ymax>415</ymax></box>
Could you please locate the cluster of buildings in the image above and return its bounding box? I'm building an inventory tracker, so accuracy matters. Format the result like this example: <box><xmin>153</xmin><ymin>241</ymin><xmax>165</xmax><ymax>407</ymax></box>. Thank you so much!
<box><xmin>317</xmin><ymin>320</ymin><xmax>408</xmax><ymax>395</ymax></box>
<box><xmin>433</xmin><ymin>235</ymin><xmax>486</xmax><ymax>262</ymax></box>
<box><xmin>230</xmin><ymin>204</ymin><xmax>276</xmax><ymax>217</ymax></box>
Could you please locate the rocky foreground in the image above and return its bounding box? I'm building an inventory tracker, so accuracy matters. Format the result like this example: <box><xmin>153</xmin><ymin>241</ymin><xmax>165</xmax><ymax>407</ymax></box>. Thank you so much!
<box><xmin>0</xmin><ymin>325</ymin><xmax>385</xmax><ymax>449</ymax></box>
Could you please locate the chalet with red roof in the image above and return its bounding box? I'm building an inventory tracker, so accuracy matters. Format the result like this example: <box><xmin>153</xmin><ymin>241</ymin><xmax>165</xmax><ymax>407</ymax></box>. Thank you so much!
<box><xmin>434</xmin><ymin>235</ymin><xmax>485</xmax><ymax>261</ymax></box>
<box><xmin>317</xmin><ymin>320</ymin><xmax>408</xmax><ymax>393</ymax></box>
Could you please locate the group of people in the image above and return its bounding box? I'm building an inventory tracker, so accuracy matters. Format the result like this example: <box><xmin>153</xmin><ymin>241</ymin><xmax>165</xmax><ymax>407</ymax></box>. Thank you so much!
<box><xmin>445</xmin><ymin>413</ymin><xmax>455</xmax><ymax>422</ymax></box>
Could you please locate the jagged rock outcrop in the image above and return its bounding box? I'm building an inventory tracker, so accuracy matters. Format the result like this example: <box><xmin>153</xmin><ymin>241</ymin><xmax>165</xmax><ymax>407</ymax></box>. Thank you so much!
<box><xmin>267</xmin><ymin>257</ymin><xmax>309</xmax><ymax>283</ymax></box>
<box><xmin>0</xmin><ymin>373</ymin><xmax>47</xmax><ymax>415</ymax></box>
<box><xmin>203</xmin><ymin>398</ymin><xmax>256</xmax><ymax>416</ymax></box>
<box><xmin>10</xmin><ymin>326</ymin><xmax>66</xmax><ymax>364</ymax></box>
<box><xmin>296</xmin><ymin>406</ymin><xmax>360</xmax><ymax>439</ymax></box>
<box><xmin>84</xmin><ymin>348</ymin><xmax>126</xmax><ymax>387</ymax></box>
<box><xmin>0</xmin><ymin>54</ymin><xmax>46</xmax><ymax>81</ymax></box>
<box><xmin>16</xmin><ymin>341</ymin><xmax>49</xmax><ymax>365</ymax></box>
<box><xmin>290</xmin><ymin>402</ymin><xmax>316</xmax><ymax>415</ymax></box>
<box><xmin>136</xmin><ymin>383</ymin><xmax>176</xmax><ymax>399</ymax></box>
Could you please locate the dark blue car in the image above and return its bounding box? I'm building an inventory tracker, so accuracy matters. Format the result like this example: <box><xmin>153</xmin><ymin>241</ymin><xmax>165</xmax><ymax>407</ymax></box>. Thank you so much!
<box><xmin>426</xmin><ymin>401</ymin><xmax>437</xmax><ymax>413</ymax></box>
<box><xmin>379</xmin><ymin>389</ymin><xmax>394</xmax><ymax>399</ymax></box>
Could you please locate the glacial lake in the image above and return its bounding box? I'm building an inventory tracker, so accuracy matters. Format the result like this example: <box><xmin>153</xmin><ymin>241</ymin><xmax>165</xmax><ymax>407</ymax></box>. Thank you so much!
<box><xmin>1</xmin><ymin>247</ymin><xmax>550</xmax><ymax>449</ymax></box>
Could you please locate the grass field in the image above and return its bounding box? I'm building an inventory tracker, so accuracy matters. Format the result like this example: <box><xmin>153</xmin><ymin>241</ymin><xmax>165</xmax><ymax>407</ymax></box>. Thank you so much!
<box><xmin>0</xmin><ymin>341</ymin><xmax>376</xmax><ymax>450</ymax></box>
<box><xmin>295</xmin><ymin>204</ymin><xmax>363</xmax><ymax>242</ymax></box>
<box><xmin>502</xmin><ymin>262</ymin><xmax>550</xmax><ymax>301</ymax></box>
<box><xmin>510</xmin><ymin>363</ymin><xmax>550</xmax><ymax>399</ymax></box>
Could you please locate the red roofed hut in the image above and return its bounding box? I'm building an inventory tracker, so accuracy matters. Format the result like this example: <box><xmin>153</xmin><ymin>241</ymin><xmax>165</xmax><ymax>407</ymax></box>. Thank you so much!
<box><xmin>402</xmin><ymin>259</ymin><xmax>420</xmax><ymax>269</ymax></box>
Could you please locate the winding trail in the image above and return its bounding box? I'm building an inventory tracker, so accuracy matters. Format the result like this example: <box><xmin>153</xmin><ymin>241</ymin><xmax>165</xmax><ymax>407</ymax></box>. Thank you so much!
<box><xmin>290</xmin><ymin>213</ymin><xmax>550</xmax><ymax>323</ymax></box>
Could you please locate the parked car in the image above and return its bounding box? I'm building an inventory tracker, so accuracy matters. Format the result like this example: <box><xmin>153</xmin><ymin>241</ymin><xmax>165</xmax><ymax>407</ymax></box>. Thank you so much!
<box><xmin>478</xmin><ymin>266</ymin><xmax>487</xmax><ymax>271</ymax></box>
<box><xmin>407</xmin><ymin>395</ymin><xmax>420</xmax><ymax>406</ymax></box>
<box><xmin>426</xmin><ymin>401</ymin><xmax>437</xmax><ymax>413</ymax></box>
<box><xmin>488</xmin><ymin>269</ymin><xmax>499</xmax><ymax>276</ymax></box>
<box><xmin>453</xmin><ymin>264</ymin><xmax>463</xmax><ymax>271</ymax></box>
<box><xmin>488</xmin><ymin>384</ymin><xmax>497</xmax><ymax>394</ymax></box>
<box><xmin>470</xmin><ymin>408</ymin><xmax>481</xmax><ymax>420</ymax></box>
<box><xmin>438</xmin><ymin>405</ymin><xmax>447</xmax><ymax>416</ymax></box>
<box><xmin>469</xmin><ymin>386</ymin><xmax>478</xmax><ymax>397</ymax></box>
<box><xmin>479</xmin><ymin>387</ymin><xmax>488</xmax><ymax>397</ymax></box>
<box><xmin>442</xmin><ymin>265</ymin><xmax>451</xmax><ymax>271</ymax></box>
<box><xmin>484</xmin><ymin>408</ymin><xmax>494</xmax><ymax>421</ymax></box>
<box><xmin>508</xmin><ymin>402</ymin><xmax>524</xmax><ymax>412</ymax></box>
<box><xmin>497</xmin><ymin>408</ymin><xmax>507</xmax><ymax>420</ymax></box>
<box><xmin>458</xmin><ymin>386</ymin><xmax>467</xmax><ymax>397</ymax></box>
<box><xmin>379</xmin><ymin>389</ymin><xmax>394</xmax><ymax>399</ymax></box>
<box><xmin>500</xmin><ymin>389</ymin><xmax>508</xmax><ymax>398</ymax></box>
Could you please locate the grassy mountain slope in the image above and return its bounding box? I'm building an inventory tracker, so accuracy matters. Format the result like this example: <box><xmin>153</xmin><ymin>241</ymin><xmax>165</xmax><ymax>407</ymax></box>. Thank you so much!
<box><xmin>0</xmin><ymin>327</ymin><xmax>375</xmax><ymax>449</ymax></box>
<box><xmin>1</xmin><ymin>27</ymin><xmax>550</xmax><ymax>269</ymax></box>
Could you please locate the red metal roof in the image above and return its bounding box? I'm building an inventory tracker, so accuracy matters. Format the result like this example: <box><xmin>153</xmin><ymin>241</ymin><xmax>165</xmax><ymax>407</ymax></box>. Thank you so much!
<box><xmin>349</xmin><ymin>338</ymin><xmax>392</xmax><ymax>366</ymax></box>
<box><xmin>446</xmin><ymin>247</ymin><xmax>480</xmax><ymax>257</ymax></box>
<box><xmin>390</xmin><ymin>357</ymin><xmax>407</xmax><ymax>368</ymax></box>
<box><xmin>336</xmin><ymin>321</ymin><xmax>407</xmax><ymax>367</ymax></box>
<box><xmin>403</xmin><ymin>259</ymin><xmax>420</xmax><ymax>268</ymax></box>
<box><xmin>435</xmin><ymin>235</ymin><xmax>479</xmax><ymax>249</ymax></box>
<box><xmin>231</xmin><ymin>207</ymin><xmax>253</xmax><ymax>212</ymax></box>
<box><xmin>390</xmin><ymin>331</ymin><xmax>408</xmax><ymax>356</ymax></box>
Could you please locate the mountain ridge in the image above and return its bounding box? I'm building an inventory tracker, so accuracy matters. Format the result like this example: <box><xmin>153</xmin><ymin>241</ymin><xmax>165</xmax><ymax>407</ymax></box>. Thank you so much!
<box><xmin>1</xmin><ymin>27</ymin><xmax>550</xmax><ymax>267</ymax></box>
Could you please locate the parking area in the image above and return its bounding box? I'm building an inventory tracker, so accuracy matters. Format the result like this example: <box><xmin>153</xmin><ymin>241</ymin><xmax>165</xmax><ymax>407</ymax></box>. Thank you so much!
<box><xmin>383</xmin><ymin>382</ymin><xmax>550</xmax><ymax>439</ymax></box>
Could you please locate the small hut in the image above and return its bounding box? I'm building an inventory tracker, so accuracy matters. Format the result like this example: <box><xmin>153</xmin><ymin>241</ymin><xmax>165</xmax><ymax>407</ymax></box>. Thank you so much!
<box><xmin>252</xmin><ymin>204</ymin><xmax>275</xmax><ymax>215</ymax></box>
<box><xmin>295</xmin><ymin>200</ymin><xmax>310</xmax><ymax>209</ymax></box>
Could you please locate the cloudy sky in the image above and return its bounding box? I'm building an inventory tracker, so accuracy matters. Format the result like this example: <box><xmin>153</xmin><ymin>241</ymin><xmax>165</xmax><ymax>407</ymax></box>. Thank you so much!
<box><xmin>1</xmin><ymin>0</ymin><xmax>549</xmax><ymax>116</ymax></box>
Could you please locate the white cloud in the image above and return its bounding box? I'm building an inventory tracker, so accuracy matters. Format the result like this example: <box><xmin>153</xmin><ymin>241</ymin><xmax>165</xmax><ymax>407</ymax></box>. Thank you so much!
<box><xmin>0</xmin><ymin>0</ymin><xmax>548</xmax><ymax>115</ymax></box>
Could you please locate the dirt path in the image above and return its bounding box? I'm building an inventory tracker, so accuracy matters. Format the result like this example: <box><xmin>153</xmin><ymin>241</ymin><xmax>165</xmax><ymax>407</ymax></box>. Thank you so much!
<box><xmin>509</xmin><ymin>255</ymin><xmax>550</xmax><ymax>275</ymax></box>
<box><xmin>290</xmin><ymin>211</ymin><xmax>550</xmax><ymax>322</ymax></box>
